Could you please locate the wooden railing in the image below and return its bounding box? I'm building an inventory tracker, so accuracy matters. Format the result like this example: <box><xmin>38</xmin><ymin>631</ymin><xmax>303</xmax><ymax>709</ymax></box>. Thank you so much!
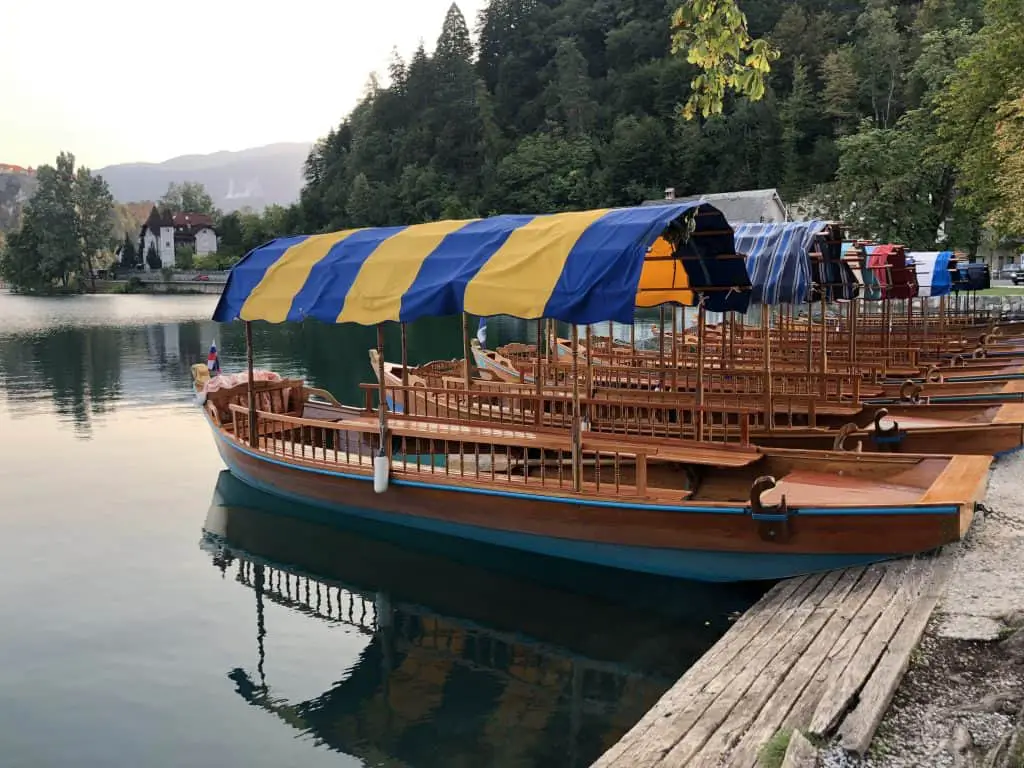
<box><xmin>361</xmin><ymin>381</ymin><xmax>763</xmax><ymax>442</ymax></box>
<box><xmin>229</xmin><ymin>403</ymin><xmax>651</xmax><ymax>497</ymax></box>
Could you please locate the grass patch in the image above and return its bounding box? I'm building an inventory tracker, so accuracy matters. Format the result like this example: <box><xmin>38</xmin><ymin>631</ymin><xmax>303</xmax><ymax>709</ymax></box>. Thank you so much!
<box><xmin>758</xmin><ymin>729</ymin><xmax>792</xmax><ymax>768</ymax></box>
<box><xmin>1010</xmin><ymin>734</ymin><xmax>1024</xmax><ymax>768</ymax></box>
<box><xmin>979</xmin><ymin>287</ymin><xmax>1024</xmax><ymax>296</ymax></box>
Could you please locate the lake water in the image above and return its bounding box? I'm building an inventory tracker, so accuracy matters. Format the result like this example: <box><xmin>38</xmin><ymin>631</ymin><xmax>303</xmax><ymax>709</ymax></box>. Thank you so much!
<box><xmin>0</xmin><ymin>292</ymin><xmax>764</xmax><ymax>768</ymax></box>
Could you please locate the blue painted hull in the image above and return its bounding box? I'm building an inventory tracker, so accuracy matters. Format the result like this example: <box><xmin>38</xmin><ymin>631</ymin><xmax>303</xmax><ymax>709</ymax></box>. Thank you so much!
<box><xmin>210</xmin><ymin>427</ymin><xmax>931</xmax><ymax>584</ymax></box>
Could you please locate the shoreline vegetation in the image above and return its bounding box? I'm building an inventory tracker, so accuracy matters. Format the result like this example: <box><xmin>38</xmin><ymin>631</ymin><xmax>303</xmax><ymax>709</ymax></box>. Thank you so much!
<box><xmin>4</xmin><ymin>0</ymin><xmax>1023</xmax><ymax>298</ymax></box>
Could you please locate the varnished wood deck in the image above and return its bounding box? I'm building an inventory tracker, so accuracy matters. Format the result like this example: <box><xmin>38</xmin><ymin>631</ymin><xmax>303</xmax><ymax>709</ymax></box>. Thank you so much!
<box><xmin>592</xmin><ymin>554</ymin><xmax>952</xmax><ymax>767</ymax></box>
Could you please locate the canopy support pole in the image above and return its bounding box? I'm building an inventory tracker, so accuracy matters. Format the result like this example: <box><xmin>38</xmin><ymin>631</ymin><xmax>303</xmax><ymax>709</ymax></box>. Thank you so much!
<box><xmin>245</xmin><ymin>321</ymin><xmax>257</xmax><ymax>447</ymax></box>
<box><xmin>400</xmin><ymin>323</ymin><xmax>409</xmax><ymax>389</ymax></box>
<box><xmin>806</xmin><ymin>296</ymin><xmax>813</xmax><ymax>382</ymax></box>
<box><xmin>571</xmin><ymin>323</ymin><xmax>582</xmax><ymax>493</ymax></box>
<box><xmin>462</xmin><ymin>312</ymin><xmax>473</xmax><ymax>390</ymax></box>
<box><xmin>377</xmin><ymin>324</ymin><xmax>387</xmax><ymax>451</ymax></box>
<box><xmin>820</xmin><ymin>293</ymin><xmax>828</xmax><ymax>388</ymax></box>
<box><xmin>585</xmin><ymin>325</ymin><xmax>594</xmax><ymax>404</ymax></box>
<box><xmin>848</xmin><ymin>300</ymin><xmax>857</xmax><ymax>383</ymax></box>
<box><xmin>696</xmin><ymin>302</ymin><xmax>706</xmax><ymax>441</ymax></box>
<box><xmin>671</xmin><ymin>306</ymin><xmax>679</xmax><ymax>392</ymax></box>
<box><xmin>762</xmin><ymin>306</ymin><xmax>774</xmax><ymax>431</ymax></box>
<box><xmin>658</xmin><ymin>306</ymin><xmax>666</xmax><ymax>390</ymax></box>
<box><xmin>905</xmin><ymin>298</ymin><xmax>912</xmax><ymax>351</ymax></box>
<box><xmin>607</xmin><ymin>320</ymin><xmax>614</xmax><ymax>359</ymax></box>
<box><xmin>535</xmin><ymin>320</ymin><xmax>543</xmax><ymax>426</ymax></box>
<box><xmin>883</xmin><ymin>297</ymin><xmax>891</xmax><ymax>376</ymax></box>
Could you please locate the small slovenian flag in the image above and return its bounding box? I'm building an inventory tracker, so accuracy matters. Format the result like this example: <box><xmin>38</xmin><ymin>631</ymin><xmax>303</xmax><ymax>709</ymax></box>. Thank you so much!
<box><xmin>207</xmin><ymin>342</ymin><xmax>221</xmax><ymax>374</ymax></box>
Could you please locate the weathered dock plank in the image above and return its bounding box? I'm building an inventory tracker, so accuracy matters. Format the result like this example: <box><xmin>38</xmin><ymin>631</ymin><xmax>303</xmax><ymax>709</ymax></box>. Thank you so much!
<box><xmin>838</xmin><ymin>555</ymin><xmax>953</xmax><ymax>754</ymax></box>
<box><xmin>592</xmin><ymin>575</ymin><xmax>818</xmax><ymax>767</ymax></box>
<box><xmin>593</xmin><ymin>554</ymin><xmax>947</xmax><ymax>768</ymax></box>
<box><xmin>808</xmin><ymin>558</ymin><xmax>934</xmax><ymax>736</ymax></box>
<box><xmin>725</xmin><ymin>566</ymin><xmax>882</xmax><ymax>768</ymax></box>
<box><xmin>689</xmin><ymin>568</ymin><xmax>863</xmax><ymax>768</ymax></box>
<box><xmin>781</xmin><ymin>731</ymin><xmax>819</xmax><ymax>768</ymax></box>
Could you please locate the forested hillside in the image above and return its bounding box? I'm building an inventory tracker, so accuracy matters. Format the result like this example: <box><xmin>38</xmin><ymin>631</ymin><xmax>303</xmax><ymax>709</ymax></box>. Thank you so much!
<box><xmin>286</xmin><ymin>0</ymin><xmax>1020</xmax><ymax>255</ymax></box>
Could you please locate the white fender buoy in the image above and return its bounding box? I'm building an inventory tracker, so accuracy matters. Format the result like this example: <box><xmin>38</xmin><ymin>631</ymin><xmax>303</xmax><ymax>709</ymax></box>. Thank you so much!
<box><xmin>373</xmin><ymin>454</ymin><xmax>390</xmax><ymax>493</ymax></box>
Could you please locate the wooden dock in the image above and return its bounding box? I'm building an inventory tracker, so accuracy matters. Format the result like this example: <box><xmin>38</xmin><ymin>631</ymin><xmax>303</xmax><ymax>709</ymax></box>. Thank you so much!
<box><xmin>593</xmin><ymin>553</ymin><xmax>953</xmax><ymax>767</ymax></box>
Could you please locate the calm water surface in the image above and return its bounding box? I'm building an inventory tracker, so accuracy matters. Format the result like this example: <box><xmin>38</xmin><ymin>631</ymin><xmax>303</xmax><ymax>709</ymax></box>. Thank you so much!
<box><xmin>0</xmin><ymin>292</ymin><xmax>763</xmax><ymax>768</ymax></box>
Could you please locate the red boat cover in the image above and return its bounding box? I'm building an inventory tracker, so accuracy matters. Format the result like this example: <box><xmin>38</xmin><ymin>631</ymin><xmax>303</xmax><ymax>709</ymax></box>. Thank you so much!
<box><xmin>867</xmin><ymin>244</ymin><xmax>919</xmax><ymax>299</ymax></box>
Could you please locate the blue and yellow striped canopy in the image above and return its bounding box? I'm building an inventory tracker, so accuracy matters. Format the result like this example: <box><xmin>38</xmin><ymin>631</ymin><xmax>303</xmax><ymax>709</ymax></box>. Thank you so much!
<box><xmin>212</xmin><ymin>203</ymin><xmax>750</xmax><ymax>326</ymax></box>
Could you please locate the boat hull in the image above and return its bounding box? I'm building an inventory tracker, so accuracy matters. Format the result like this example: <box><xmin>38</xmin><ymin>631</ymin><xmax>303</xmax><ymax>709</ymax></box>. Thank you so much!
<box><xmin>209</xmin><ymin>421</ymin><xmax>973</xmax><ymax>584</ymax></box>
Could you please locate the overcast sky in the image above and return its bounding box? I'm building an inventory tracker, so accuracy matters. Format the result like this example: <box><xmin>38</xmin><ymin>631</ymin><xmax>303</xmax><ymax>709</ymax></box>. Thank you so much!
<box><xmin>1</xmin><ymin>0</ymin><xmax>488</xmax><ymax>169</ymax></box>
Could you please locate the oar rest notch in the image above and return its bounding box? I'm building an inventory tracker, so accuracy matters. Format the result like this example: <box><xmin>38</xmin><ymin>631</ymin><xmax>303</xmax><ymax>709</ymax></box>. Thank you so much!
<box><xmin>832</xmin><ymin>422</ymin><xmax>863</xmax><ymax>452</ymax></box>
<box><xmin>750</xmin><ymin>475</ymin><xmax>792</xmax><ymax>543</ymax></box>
<box><xmin>899</xmin><ymin>379</ymin><xmax>925</xmax><ymax>404</ymax></box>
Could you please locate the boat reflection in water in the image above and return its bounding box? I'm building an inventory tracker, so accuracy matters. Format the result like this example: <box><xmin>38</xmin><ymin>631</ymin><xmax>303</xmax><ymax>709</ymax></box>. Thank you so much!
<box><xmin>201</xmin><ymin>470</ymin><xmax>764</xmax><ymax>767</ymax></box>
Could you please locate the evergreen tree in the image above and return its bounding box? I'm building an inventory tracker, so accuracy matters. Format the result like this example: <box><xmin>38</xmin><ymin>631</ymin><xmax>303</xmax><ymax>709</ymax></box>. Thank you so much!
<box><xmin>146</xmin><ymin>242</ymin><xmax>161</xmax><ymax>271</ymax></box>
<box><xmin>545</xmin><ymin>39</ymin><xmax>597</xmax><ymax>135</ymax></box>
<box><xmin>347</xmin><ymin>173</ymin><xmax>376</xmax><ymax>227</ymax></box>
<box><xmin>120</xmin><ymin>234</ymin><xmax>138</xmax><ymax>268</ymax></box>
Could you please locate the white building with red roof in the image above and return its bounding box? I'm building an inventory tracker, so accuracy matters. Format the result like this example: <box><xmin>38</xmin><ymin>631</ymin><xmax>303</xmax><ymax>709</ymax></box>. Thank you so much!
<box><xmin>139</xmin><ymin>206</ymin><xmax>218</xmax><ymax>268</ymax></box>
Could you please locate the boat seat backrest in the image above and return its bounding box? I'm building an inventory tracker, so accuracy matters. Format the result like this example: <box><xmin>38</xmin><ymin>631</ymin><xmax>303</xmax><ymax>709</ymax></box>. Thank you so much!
<box><xmin>206</xmin><ymin>378</ymin><xmax>305</xmax><ymax>426</ymax></box>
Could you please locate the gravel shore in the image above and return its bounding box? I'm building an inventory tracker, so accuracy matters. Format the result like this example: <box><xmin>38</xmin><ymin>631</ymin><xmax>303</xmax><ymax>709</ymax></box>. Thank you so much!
<box><xmin>818</xmin><ymin>450</ymin><xmax>1024</xmax><ymax>768</ymax></box>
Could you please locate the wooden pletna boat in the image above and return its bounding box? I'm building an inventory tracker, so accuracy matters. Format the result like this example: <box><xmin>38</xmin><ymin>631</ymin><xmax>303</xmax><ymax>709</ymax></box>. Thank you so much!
<box><xmin>201</xmin><ymin>205</ymin><xmax>992</xmax><ymax>583</ymax></box>
<box><xmin>433</xmin><ymin>226</ymin><xmax>1024</xmax><ymax>457</ymax></box>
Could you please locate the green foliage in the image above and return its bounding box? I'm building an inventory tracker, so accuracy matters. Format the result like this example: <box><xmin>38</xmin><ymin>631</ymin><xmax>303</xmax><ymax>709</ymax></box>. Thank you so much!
<box><xmin>758</xmin><ymin>728</ymin><xmax>792</xmax><ymax>768</ymax></box>
<box><xmin>194</xmin><ymin>250</ymin><xmax>241</xmax><ymax>271</ymax></box>
<box><xmin>159</xmin><ymin>181</ymin><xmax>217</xmax><ymax>216</ymax></box>
<box><xmin>155</xmin><ymin>0</ymin><xmax>1017</xmax><ymax>259</ymax></box>
<box><xmin>670</xmin><ymin>0</ymin><xmax>780</xmax><ymax>119</ymax></box>
<box><xmin>145</xmin><ymin>242</ymin><xmax>161</xmax><ymax>270</ymax></box>
<box><xmin>119</xmin><ymin>234</ymin><xmax>138</xmax><ymax>268</ymax></box>
<box><xmin>174</xmin><ymin>244</ymin><xmax>195</xmax><ymax>270</ymax></box>
<box><xmin>0</xmin><ymin>152</ymin><xmax>115</xmax><ymax>292</ymax></box>
<box><xmin>936</xmin><ymin>0</ymin><xmax>1024</xmax><ymax>232</ymax></box>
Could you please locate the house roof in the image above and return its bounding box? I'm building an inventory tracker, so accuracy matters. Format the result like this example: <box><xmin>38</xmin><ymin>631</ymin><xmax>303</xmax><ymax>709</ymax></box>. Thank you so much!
<box><xmin>143</xmin><ymin>205</ymin><xmax>172</xmax><ymax>231</ymax></box>
<box><xmin>172</xmin><ymin>212</ymin><xmax>214</xmax><ymax>229</ymax></box>
<box><xmin>643</xmin><ymin>188</ymin><xmax>789</xmax><ymax>224</ymax></box>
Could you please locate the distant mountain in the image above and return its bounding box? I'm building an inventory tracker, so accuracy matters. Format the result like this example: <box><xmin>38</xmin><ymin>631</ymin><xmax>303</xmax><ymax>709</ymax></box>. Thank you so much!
<box><xmin>97</xmin><ymin>143</ymin><xmax>312</xmax><ymax>212</ymax></box>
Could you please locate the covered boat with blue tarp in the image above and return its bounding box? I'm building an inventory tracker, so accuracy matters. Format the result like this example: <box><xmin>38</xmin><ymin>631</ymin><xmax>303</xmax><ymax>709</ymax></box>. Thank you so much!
<box><xmin>198</xmin><ymin>204</ymin><xmax>992</xmax><ymax>583</ymax></box>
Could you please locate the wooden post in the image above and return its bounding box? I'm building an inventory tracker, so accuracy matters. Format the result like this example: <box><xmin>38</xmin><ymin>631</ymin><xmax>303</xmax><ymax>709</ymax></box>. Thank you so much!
<box><xmin>696</xmin><ymin>302</ymin><xmax>706</xmax><ymax>441</ymax></box>
<box><xmin>245</xmin><ymin>321</ymin><xmax>258</xmax><ymax>447</ymax></box>
<box><xmin>658</xmin><ymin>305</ymin><xmax>666</xmax><ymax>389</ymax></box>
<box><xmin>806</xmin><ymin>297</ymin><xmax>813</xmax><ymax>379</ymax></box>
<box><xmin>607</xmin><ymin>320</ymin><xmax>614</xmax><ymax>358</ymax></box>
<box><xmin>671</xmin><ymin>305</ymin><xmax>679</xmax><ymax>392</ymax></box>
<box><xmin>905</xmin><ymin>296</ymin><xmax>912</xmax><ymax>351</ymax></box>
<box><xmin>535</xmin><ymin>319</ymin><xmax>543</xmax><ymax>426</ymax></box>
<box><xmin>883</xmin><ymin>297</ymin><xmax>891</xmax><ymax>375</ymax></box>
<box><xmin>571</xmin><ymin>323</ymin><xmax>582</xmax><ymax>492</ymax></box>
<box><xmin>763</xmin><ymin>305</ymin><xmax>774</xmax><ymax>431</ymax></box>
<box><xmin>462</xmin><ymin>312</ymin><xmax>473</xmax><ymax>390</ymax></box>
<box><xmin>376</xmin><ymin>324</ymin><xmax>387</xmax><ymax>450</ymax></box>
<box><xmin>585</xmin><ymin>325</ymin><xmax>594</xmax><ymax>399</ymax></box>
<box><xmin>400</xmin><ymin>323</ymin><xmax>409</xmax><ymax>388</ymax></box>
<box><xmin>848</xmin><ymin>300</ymin><xmax>856</xmax><ymax>369</ymax></box>
<box><xmin>820</xmin><ymin>293</ymin><xmax>828</xmax><ymax>373</ymax></box>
